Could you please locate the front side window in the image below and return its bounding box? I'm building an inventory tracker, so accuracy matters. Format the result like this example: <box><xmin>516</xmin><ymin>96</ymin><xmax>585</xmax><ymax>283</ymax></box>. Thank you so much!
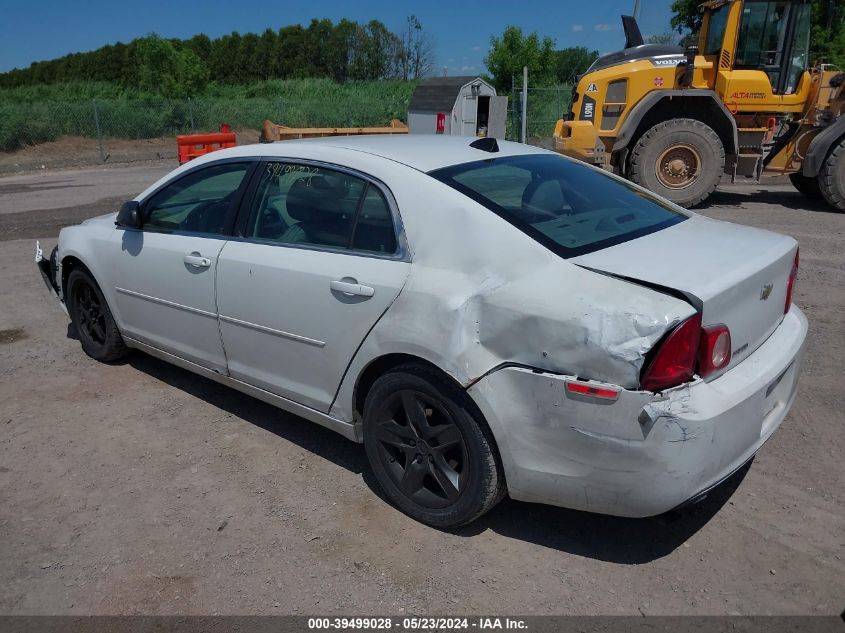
<box><xmin>703</xmin><ymin>5</ymin><xmax>730</xmax><ymax>55</ymax></box>
<box><xmin>430</xmin><ymin>154</ymin><xmax>687</xmax><ymax>258</ymax></box>
<box><xmin>143</xmin><ymin>163</ymin><xmax>250</xmax><ymax>235</ymax></box>
<box><xmin>248</xmin><ymin>162</ymin><xmax>398</xmax><ymax>254</ymax></box>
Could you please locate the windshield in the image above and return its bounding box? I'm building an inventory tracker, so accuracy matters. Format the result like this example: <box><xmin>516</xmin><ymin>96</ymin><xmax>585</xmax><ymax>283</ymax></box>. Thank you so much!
<box><xmin>429</xmin><ymin>154</ymin><xmax>687</xmax><ymax>258</ymax></box>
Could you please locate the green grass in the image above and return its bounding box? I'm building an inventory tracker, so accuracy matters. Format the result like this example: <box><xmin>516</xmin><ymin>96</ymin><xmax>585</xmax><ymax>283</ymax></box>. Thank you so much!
<box><xmin>0</xmin><ymin>78</ymin><xmax>575</xmax><ymax>151</ymax></box>
<box><xmin>0</xmin><ymin>79</ymin><xmax>419</xmax><ymax>152</ymax></box>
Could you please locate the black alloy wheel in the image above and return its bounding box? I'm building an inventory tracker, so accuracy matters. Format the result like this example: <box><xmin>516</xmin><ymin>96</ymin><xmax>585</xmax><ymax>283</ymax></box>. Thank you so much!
<box><xmin>67</xmin><ymin>268</ymin><xmax>127</xmax><ymax>362</ymax></box>
<box><xmin>372</xmin><ymin>389</ymin><xmax>468</xmax><ymax>508</ymax></box>
<box><xmin>74</xmin><ymin>280</ymin><xmax>107</xmax><ymax>347</ymax></box>
<box><xmin>363</xmin><ymin>366</ymin><xmax>505</xmax><ymax>527</ymax></box>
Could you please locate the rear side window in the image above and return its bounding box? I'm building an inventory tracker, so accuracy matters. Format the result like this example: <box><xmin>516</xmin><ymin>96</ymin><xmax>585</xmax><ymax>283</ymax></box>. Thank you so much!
<box><xmin>352</xmin><ymin>187</ymin><xmax>397</xmax><ymax>254</ymax></box>
<box><xmin>247</xmin><ymin>161</ymin><xmax>399</xmax><ymax>255</ymax></box>
<box><xmin>430</xmin><ymin>154</ymin><xmax>687</xmax><ymax>258</ymax></box>
<box><xmin>248</xmin><ymin>163</ymin><xmax>364</xmax><ymax>248</ymax></box>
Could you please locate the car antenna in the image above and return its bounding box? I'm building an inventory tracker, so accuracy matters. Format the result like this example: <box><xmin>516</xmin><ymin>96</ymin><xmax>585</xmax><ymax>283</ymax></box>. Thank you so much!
<box><xmin>469</xmin><ymin>137</ymin><xmax>499</xmax><ymax>153</ymax></box>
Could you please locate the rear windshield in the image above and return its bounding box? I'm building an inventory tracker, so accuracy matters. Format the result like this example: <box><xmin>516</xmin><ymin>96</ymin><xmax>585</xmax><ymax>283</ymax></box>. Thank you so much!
<box><xmin>429</xmin><ymin>154</ymin><xmax>687</xmax><ymax>258</ymax></box>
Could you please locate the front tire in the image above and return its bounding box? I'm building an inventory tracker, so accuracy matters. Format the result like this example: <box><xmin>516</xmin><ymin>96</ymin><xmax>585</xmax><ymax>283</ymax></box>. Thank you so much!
<box><xmin>628</xmin><ymin>118</ymin><xmax>724</xmax><ymax>208</ymax></box>
<box><xmin>362</xmin><ymin>365</ymin><xmax>505</xmax><ymax>527</ymax></box>
<box><xmin>819</xmin><ymin>137</ymin><xmax>845</xmax><ymax>212</ymax></box>
<box><xmin>789</xmin><ymin>172</ymin><xmax>821</xmax><ymax>199</ymax></box>
<box><xmin>67</xmin><ymin>268</ymin><xmax>127</xmax><ymax>362</ymax></box>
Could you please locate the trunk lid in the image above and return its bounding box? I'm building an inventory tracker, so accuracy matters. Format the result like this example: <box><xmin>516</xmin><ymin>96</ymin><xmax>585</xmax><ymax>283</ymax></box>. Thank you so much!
<box><xmin>572</xmin><ymin>215</ymin><xmax>797</xmax><ymax>377</ymax></box>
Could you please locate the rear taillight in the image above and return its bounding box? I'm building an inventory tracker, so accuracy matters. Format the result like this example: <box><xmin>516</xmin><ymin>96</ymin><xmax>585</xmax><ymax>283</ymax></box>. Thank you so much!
<box><xmin>698</xmin><ymin>324</ymin><xmax>731</xmax><ymax>378</ymax></box>
<box><xmin>785</xmin><ymin>248</ymin><xmax>799</xmax><ymax>314</ymax></box>
<box><xmin>641</xmin><ymin>315</ymin><xmax>735</xmax><ymax>391</ymax></box>
<box><xmin>640</xmin><ymin>314</ymin><xmax>702</xmax><ymax>392</ymax></box>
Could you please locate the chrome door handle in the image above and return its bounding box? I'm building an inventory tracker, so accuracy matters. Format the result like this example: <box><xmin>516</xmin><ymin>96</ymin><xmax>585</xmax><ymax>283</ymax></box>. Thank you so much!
<box><xmin>330</xmin><ymin>279</ymin><xmax>375</xmax><ymax>297</ymax></box>
<box><xmin>184</xmin><ymin>253</ymin><xmax>211</xmax><ymax>268</ymax></box>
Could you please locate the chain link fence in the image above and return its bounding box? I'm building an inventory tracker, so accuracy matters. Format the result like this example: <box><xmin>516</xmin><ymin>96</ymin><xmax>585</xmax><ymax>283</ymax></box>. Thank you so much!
<box><xmin>507</xmin><ymin>84</ymin><xmax>574</xmax><ymax>143</ymax></box>
<box><xmin>0</xmin><ymin>95</ymin><xmax>411</xmax><ymax>171</ymax></box>
<box><xmin>2</xmin><ymin>82</ymin><xmax>574</xmax><ymax>171</ymax></box>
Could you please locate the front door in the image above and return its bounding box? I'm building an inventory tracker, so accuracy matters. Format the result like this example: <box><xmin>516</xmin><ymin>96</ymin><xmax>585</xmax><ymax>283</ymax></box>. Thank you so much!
<box><xmin>112</xmin><ymin>161</ymin><xmax>253</xmax><ymax>373</ymax></box>
<box><xmin>216</xmin><ymin>161</ymin><xmax>410</xmax><ymax>412</ymax></box>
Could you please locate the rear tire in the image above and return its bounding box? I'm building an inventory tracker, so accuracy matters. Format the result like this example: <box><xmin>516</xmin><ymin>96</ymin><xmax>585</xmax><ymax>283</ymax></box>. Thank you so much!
<box><xmin>819</xmin><ymin>137</ymin><xmax>845</xmax><ymax>212</ymax></box>
<box><xmin>789</xmin><ymin>172</ymin><xmax>822</xmax><ymax>199</ymax></box>
<box><xmin>628</xmin><ymin>118</ymin><xmax>724</xmax><ymax>208</ymax></box>
<box><xmin>362</xmin><ymin>365</ymin><xmax>505</xmax><ymax>527</ymax></box>
<box><xmin>67</xmin><ymin>268</ymin><xmax>128</xmax><ymax>362</ymax></box>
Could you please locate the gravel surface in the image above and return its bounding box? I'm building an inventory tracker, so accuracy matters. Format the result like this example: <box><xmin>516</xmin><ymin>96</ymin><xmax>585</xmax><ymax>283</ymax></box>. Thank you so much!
<box><xmin>0</xmin><ymin>167</ymin><xmax>842</xmax><ymax>616</ymax></box>
<box><xmin>0</xmin><ymin>130</ymin><xmax>261</xmax><ymax>175</ymax></box>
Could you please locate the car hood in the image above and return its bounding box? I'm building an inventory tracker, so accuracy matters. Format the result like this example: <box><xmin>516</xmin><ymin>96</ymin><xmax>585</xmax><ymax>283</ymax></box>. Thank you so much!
<box><xmin>82</xmin><ymin>212</ymin><xmax>118</xmax><ymax>226</ymax></box>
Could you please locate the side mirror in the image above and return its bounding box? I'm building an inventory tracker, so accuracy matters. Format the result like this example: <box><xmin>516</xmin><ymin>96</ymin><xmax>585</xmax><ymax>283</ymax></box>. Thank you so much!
<box><xmin>116</xmin><ymin>200</ymin><xmax>143</xmax><ymax>229</ymax></box>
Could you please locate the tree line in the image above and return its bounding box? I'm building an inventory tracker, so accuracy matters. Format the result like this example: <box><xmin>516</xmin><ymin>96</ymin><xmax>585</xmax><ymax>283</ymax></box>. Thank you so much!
<box><xmin>484</xmin><ymin>26</ymin><xmax>600</xmax><ymax>92</ymax></box>
<box><xmin>0</xmin><ymin>16</ymin><xmax>436</xmax><ymax>96</ymax></box>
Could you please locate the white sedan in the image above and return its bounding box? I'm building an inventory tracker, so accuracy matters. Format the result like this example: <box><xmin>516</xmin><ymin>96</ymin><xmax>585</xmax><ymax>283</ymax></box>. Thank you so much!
<box><xmin>36</xmin><ymin>135</ymin><xmax>807</xmax><ymax>527</ymax></box>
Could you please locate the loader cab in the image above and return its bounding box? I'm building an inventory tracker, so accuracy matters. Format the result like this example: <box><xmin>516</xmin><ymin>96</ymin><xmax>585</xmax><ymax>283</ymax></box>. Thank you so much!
<box><xmin>701</xmin><ymin>0</ymin><xmax>812</xmax><ymax>101</ymax></box>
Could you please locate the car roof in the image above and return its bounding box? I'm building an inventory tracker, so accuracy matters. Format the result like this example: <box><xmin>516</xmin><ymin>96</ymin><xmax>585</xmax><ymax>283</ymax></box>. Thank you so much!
<box><xmin>205</xmin><ymin>135</ymin><xmax>551</xmax><ymax>173</ymax></box>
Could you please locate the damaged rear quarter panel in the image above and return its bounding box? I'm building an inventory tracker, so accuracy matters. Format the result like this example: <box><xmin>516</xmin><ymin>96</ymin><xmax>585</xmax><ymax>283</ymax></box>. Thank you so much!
<box><xmin>330</xmin><ymin>164</ymin><xmax>695</xmax><ymax>423</ymax></box>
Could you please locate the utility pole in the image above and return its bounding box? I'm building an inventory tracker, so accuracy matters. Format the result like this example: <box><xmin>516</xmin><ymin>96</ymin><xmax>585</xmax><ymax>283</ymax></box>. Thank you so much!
<box><xmin>633</xmin><ymin>0</ymin><xmax>640</xmax><ymax>20</ymax></box>
<box><xmin>520</xmin><ymin>66</ymin><xmax>528</xmax><ymax>144</ymax></box>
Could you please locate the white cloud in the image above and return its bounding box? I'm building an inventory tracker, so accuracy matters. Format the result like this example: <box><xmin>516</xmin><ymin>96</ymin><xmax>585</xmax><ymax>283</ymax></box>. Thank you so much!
<box><xmin>594</xmin><ymin>23</ymin><xmax>617</xmax><ymax>31</ymax></box>
<box><xmin>472</xmin><ymin>45</ymin><xmax>481</xmax><ymax>51</ymax></box>
<box><xmin>571</xmin><ymin>25</ymin><xmax>584</xmax><ymax>32</ymax></box>
<box><xmin>460</xmin><ymin>65</ymin><xmax>477</xmax><ymax>72</ymax></box>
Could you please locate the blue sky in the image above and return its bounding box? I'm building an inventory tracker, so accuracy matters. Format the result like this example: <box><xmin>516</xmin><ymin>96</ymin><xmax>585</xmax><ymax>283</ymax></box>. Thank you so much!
<box><xmin>0</xmin><ymin>0</ymin><xmax>678</xmax><ymax>74</ymax></box>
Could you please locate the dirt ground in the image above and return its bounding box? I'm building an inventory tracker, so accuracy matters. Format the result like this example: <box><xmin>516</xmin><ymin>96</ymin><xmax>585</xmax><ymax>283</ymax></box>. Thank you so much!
<box><xmin>0</xmin><ymin>163</ymin><xmax>843</xmax><ymax>616</ymax></box>
<box><xmin>0</xmin><ymin>130</ymin><xmax>262</xmax><ymax>175</ymax></box>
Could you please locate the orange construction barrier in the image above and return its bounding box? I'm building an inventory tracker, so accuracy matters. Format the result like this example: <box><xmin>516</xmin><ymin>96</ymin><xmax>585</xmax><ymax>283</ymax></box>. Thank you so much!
<box><xmin>176</xmin><ymin>125</ymin><xmax>236</xmax><ymax>164</ymax></box>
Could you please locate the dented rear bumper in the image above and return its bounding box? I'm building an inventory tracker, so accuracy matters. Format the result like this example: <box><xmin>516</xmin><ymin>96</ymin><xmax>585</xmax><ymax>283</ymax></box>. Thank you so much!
<box><xmin>467</xmin><ymin>305</ymin><xmax>808</xmax><ymax>517</ymax></box>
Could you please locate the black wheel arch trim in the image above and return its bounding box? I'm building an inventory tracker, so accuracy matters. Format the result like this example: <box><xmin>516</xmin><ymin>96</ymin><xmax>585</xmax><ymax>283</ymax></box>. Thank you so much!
<box><xmin>803</xmin><ymin>115</ymin><xmax>845</xmax><ymax>177</ymax></box>
<box><xmin>612</xmin><ymin>90</ymin><xmax>739</xmax><ymax>156</ymax></box>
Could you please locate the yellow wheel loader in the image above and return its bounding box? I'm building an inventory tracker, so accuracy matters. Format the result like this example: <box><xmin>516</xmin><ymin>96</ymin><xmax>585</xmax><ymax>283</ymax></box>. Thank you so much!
<box><xmin>553</xmin><ymin>0</ymin><xmax>845</xmax><ymax>210</ymax></box>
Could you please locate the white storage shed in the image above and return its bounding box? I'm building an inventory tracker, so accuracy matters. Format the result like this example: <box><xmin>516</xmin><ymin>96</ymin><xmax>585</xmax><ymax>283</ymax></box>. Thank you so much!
<box><xmin>408</xmin><ymin>76</ymin><xmax>507</xmax><ymax>139</ymax></box>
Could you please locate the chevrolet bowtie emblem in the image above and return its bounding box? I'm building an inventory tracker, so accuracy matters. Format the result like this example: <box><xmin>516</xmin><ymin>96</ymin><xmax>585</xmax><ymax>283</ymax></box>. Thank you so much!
<box><xmin>760</xmin><ymin>283</ymin><xmax>774</xmax><ymax>300</ymax></box>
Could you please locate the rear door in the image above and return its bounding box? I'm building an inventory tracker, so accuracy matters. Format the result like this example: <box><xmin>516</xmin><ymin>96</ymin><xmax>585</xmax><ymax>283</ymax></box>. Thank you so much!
<box><xmin>216</xmin><ymin>161</ymin><xmax>410</xmax><ymax>412</ymax></box>
<box><xmin>112</xmin><ymin>161</ymin><xmax>254</xmax><ymax>373</ymax></box>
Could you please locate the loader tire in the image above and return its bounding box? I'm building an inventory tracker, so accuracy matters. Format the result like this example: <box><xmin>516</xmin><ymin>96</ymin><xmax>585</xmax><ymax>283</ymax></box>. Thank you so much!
<box><xmin>629</xmin><ymin>118</ymin><xmax>724</xmax><ymax>208</ymax></box>
<box><xmin>789</xmin><ymin>173</ymin><xmax>821</xmax><ymax>199</ymax></box>
<box><xmin>819</xmin><ymin>137</ymin><xmax>845</xmax><ymax>212</ymax></box>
